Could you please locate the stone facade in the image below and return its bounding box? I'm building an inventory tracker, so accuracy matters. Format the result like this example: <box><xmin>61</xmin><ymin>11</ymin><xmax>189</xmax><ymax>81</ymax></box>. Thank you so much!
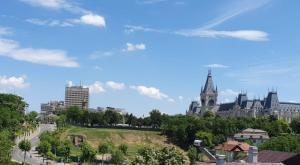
<box><xmin>187</xmin><ymin>71</ymin><xmax>300</xmax><ymax>122</ymax></box>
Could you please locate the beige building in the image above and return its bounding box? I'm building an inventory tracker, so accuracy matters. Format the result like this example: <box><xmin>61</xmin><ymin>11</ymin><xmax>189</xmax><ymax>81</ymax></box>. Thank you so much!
<box><xmin>40</xmin><ymin>101</ymin><xmax>64</xmax><ymax>123</ymax></box>
<box><xmin>65</xmin><ymin>85</ymin><xmax>89</xmax><ymax>109</ymax></box>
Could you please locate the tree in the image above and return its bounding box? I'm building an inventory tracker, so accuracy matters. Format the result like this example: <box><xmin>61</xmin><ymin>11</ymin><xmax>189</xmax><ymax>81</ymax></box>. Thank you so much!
<box><xmin>187</xmin><ymin>146</ymin><xmax>198</xmax><ymax>165</ymax></box>
<box><xmin>57</xmin><ymin>141</ymin><xmax>71</xmax><ymax>164</ymax></box>
<box><xmin>111</xmin><ymin>150</ymin><xmax>124</xmax><ymax>165</ymax></box>
<box><xmin>0</xmin><ymin>131</ymin><xmax>14</xmax><ymax>164</ymax></box>
<box><xmin>291</xmin><ymin>117</ymin><xmax>300</xmax><ymax>134</ymax></box>
<box><xmin>80</xmin><ymin>142</ymin><xmax>96</xmax><ymax>164</ymax></box>
<box><xmin>150</xmin><ymin>109</ymin><xmax>162</xmax><ymax>128</ymax></box>
<box><xmin>132</xmin><ymin>147</ymin><xmax>185</xmax><ymax>165</ymax></box>
<box><xmin>98</xmin><ymin>143</ymin><xmax>109</xmax><ymax>162</ymax></box>
<box><xmin>104</xmin><ymin>110</ymin><xmax>122</xmax><ymax>126</ymax></box>
<box><xmin>38</xmin><ymin>141</ymin><xmax>51</xmax><ymax>162</ymax></box>
<box><xmin>119</xmin><ymin>144</ymin><xmax>128</xmax><ymax>155</ymax></box>
<box><xmin>195</xmin><ymin>131</ymin><xmax>213</xmax><ymax>147</ymax></box>
<box><xmin>259</xmin><ymin>134</ymin><xmax>300</xmax><ymax>152</ymax></box>
<box><xmin>18</xmin><ymin>139</ymin><xmax>31</xmax><ymax>164</ymax></box>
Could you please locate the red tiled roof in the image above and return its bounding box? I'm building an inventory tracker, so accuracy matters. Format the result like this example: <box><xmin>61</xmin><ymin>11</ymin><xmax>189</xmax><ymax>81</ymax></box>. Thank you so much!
<box><xmin>215</xmin><ymin>140</ymin><xmax>250</xmax><ymax>152</ymax></box>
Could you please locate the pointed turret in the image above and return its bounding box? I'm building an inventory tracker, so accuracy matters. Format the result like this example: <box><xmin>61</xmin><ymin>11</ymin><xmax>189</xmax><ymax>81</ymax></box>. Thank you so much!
<box><xmin>203</xmin><ymin>70</ymin><xmax>217</xmax><ymax>94</ymax></box>
<box><xmin>200</xmin><ymin>70</ymin><xmax>218</xmax><ymax>108</ymax></box>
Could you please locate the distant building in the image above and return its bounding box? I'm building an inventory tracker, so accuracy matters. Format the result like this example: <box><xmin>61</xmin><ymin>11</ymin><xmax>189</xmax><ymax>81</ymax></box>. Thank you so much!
<box><xmin>258</xmin><ymin>150</ymin><xmax>300</xmax><ymax>165</ymax></box>
<box><xmin>65</xmin><ymin>85</ymin><xmax>89</xmax><ymax>109</ymax></box>
<box><xmin>97</xmin><ymin>106</ymin><xmax>128</xmax><ymax>115</ymax></box>
<box><xmin>215</xmin><ymin>140</ymin><xmax>250</xmax><ymax>162</ymax></box>
<box><xmin>40</xmin><ymin>101</ymin><xmax>64</xmax><ymax>123</ymax></box>
<box><xmin>187</xmin><ymin>70</ymin><xmax>300</xmax><ymax>122</ymax></box>
<box><xmin>234</xmin><ymin>128</ymin><xmax>269</xmax><ymax>145</ymax></box>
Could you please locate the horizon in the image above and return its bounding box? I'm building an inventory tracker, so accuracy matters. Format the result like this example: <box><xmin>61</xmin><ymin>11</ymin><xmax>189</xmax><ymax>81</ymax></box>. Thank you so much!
<box><xmin>1</xmin><ymin>0</ymin><xmax>300</xmax><ymax>116</ymax></box>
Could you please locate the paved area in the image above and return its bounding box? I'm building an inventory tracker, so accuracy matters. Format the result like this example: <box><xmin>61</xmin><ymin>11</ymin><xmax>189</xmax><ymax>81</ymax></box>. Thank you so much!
<box><xmin>12</xmin><ymin>124</ymin><xmax>61</xmax><ymax>165</ymax></box>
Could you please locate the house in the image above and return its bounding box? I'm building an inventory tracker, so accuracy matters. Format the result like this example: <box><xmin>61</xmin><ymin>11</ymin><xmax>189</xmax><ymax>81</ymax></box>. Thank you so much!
<box><xmin>258</xmin><ymin>150</ymin><xmax>300</xmax><ymax>165</ymax></box>
<box><xmin>234</xmin><ymin>128</ymin><xmax>270</xmax><ymax>145</ymax></box>
<box><xmin>215</xmin><ymin>141</ymin><xmax>250</xmax><ymax>162</ymax></box>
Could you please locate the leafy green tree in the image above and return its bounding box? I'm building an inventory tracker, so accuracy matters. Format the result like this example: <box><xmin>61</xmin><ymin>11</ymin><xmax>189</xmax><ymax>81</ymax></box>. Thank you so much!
<box><xmin>111</xmin><ymin>150</ymin><xmax>125</xmax><ymax>165</ymax></box>
<box><xmin>259</xmin><ymin>134</ymin><xmax>300</xmax><ymax>152</ymax></box>
<box><xmin>150</xmin><ymin>109</ymin><xmax>162</xmax><ymax>128</ymax></box>
<box><xmin>104</xmin><ymin>110</ymin><xmax>122</xmax><ymax>126</ymax></box>
<box><xmin>187</xmin><ymin>146</ymin><xmax>198</xmax><ymax>165</ymax></box>
<box><xmin>0</xmin><ymin>131</ymin><xmax>13</xmax><ymax>164</ymax></box>
<box><xmin>290</xmin><ymin>117</ymin><xmax>300</xmax><ymax>134</ymax></box>
<box><xmin>38</xmin><ymin>141</ymin><xmax>51</xmax><ymax>162</ymax></box>
<box><xmin>132</xmin><ymin>147</ymin><xmax>185</xmax><ymax>165</ymax></box>
<box><xmin>195</xmin><ymin>131</ymin><xmax>213</xmax><ymax>147</ymax></box>
<box><xmin>18</xmin><ymin>139</ymin><xmax>31</xmax><ymax>164</ymax></box>
<box><xmin>80</xmin><ymin>142</ymin><xmax>96</xmax><ymax>164</ymax></box>
<box><xmin>98</xmin><ymin>143</ymin><xmax>109</xmax><ymax>162</ymax></box>
<box><xmin>119</xmin><ymin>144</ymin><xmax>128</xmax><ymax>155</ymax></box>
<box><xmin>57</xmin><ymin>141</ymin><xmax>71</xmax><ymax>164</ymax></box>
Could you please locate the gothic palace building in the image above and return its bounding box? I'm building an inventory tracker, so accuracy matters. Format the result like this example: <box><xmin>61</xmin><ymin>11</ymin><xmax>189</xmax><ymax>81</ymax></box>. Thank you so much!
<box><xmin>187</xmin><ymin>71</ymin><xmax>300</xmax><ymax>122</ymax></box>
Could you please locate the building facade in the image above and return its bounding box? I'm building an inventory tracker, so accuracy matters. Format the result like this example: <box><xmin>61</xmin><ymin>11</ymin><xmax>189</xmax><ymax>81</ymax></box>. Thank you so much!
<box><xmin>40</xmin><ymin>101</ymin><xmax>64</xmax><ymax>123</ymax></box>
<box><xmin>65</xmin><ymin>85</ymin><xmax>89</xmax><ymax>109</ymax></box>
<box><xmin>187</xmin><ymin>71</ymin><xmax>300</xmax><ymax>122</ymax></box>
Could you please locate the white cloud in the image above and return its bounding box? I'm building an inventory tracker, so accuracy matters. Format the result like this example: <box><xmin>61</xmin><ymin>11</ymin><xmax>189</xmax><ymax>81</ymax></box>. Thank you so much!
<box><xmin>122</xmin><ymin>43</ymin><xmax>146</xmax><ymax>52</ymax></box>
<box><xmin>0</xmin><ymin>38</ymin><xmax>79</xmax><ymax>67</ymax></box>
<box><xmin>0</xmin><ymin>27</ymin><xmax>12</xmax><ymax>36</ymax></box>
<box><xmin>89</xmin><ymin>51</ymin><xmax>113</xmax><ymax>59</ymax></box>
<box><xmin>175</xmin><ymin>29</ymin><xmax>268</xmax><ymax>41</ymax></box>
<box><xmin>20</xmin><ymin>0</ymin><xmax>66</xmax><ymax>10</ymax></box>
<box><xmin>178</xmin><ymin>96</ymin><xmax>184</xmax><ymax>100</ymax></box>
<box><xmin>137</xmin><ymin>0</ymin><xmax>168</xmax><ymax>4</ymax></box>
<box><xmin>124</xmin><ymin>25</ymin><xmax>163</xmax><ymax>33</ymax></box>
<box><xmin>219</xmin><ymin>89</ymin><xmax>239</xmax><ymax>103</ymax></box>
<box><xmin>130</xmin><ymin>85</ymin><xmax>168</xmax><ymax>100</ymax></box>
<box><xmin>0</xmin><ymin>75</ymin><xmax>28</xmax><ymax>89</ymax></box>
<box><xmin>205</xmin><ymin>64</ymin><xmax>229</xmax><ymax>68</ymax></box>
<box><xmin>21</xmin><ymin>0</ymin><xmax>106</xmax><ymax>28</ymax></box>
<box><xmin>106</xmin><ymin>81</ymin><xmax>126</xmax><ymax>90</ymax></box>
<box><xmin>77</xmin><ymin>14</ymin><xmax>106</xmax><ymax>28</ymax></box>
<box><xmin>168</xmin><ymin>98</ymin><xmax>175</xmax><ymax>103</ymax></box>
<box><xmin>67</xmin><ymin>80</ymin><xmax>73</xmax><ymax>87</ymax></box>
<box><xmin>20</xmin><ymin>0</ymin><xmax>88</xmax><ymax>13</ymax></box>
<box><xmin>87</xmin><ymin>81</ymin><xmax>105</xmax><ymax>94</ymax></box>
<box><xmin>26</xmin><ymin>18</ymin><xmax>74</xmax><ymax>27</ymax></box>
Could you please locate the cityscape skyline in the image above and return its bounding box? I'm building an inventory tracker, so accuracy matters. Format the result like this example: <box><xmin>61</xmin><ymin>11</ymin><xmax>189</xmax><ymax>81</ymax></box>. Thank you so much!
<box><xmin>1</xmin><ymin>0</ymin><xmax>300</xmax><ymax>116</ymax></box>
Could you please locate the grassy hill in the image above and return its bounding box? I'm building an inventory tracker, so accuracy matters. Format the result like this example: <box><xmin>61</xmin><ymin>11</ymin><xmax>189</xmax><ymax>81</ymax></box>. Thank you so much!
<box><xmin>59</xmin><ymin>126</ymin><xmax>186</xmax><ymax>161</ymax></box>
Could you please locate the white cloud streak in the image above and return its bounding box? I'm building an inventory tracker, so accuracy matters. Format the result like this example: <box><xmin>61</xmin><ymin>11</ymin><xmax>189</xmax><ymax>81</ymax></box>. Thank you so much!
<box><xmin>0</xmin><ymin>75</ymin><xmax>29</xmax><ymax>89</ymax></box>
<box><xmin>130</xmin><ymin>85</ymin><xmax>168</xmax><ymax>100</ymax></box>
<box><xmin>122</xmin><ymin>43</ymin><xmax>146</xmax><ymax>52</ymax></box>
<box><xmin>204</xmin><ymin>64</ymin><xmax>229</xmax><ymax>69</ymax></box>
<box><xmin>21</xmin><ymin>0</ymin><xmax>106</xmax><ymax>28</ymax></box>
<box><xmin>175</xmin><ymin>29</ymin><xmax>268</xmax><ymax>41</ymax></box>
<box><xmin>0</xmin><ymin>38</ymin><xmax>79</xmax><ymax>67</ymax></box>
<box><xmin>126</xmin><ymin>0</ymin><xmax>270</xmax><ymax>41</ymax></box>
<box><xmin>219</xmin><ymin>89</ymin><xmax>239</xmax><ymax>103</ymax></box>
<box><xmin>106</xmin><ymin>81</ymin><xmax>126</xmax><ymax>90</ymax></box>
<box><xmin>87</xmin><ymin>81</ymin><xmax>105</xmax><ymax>94</ymax></box>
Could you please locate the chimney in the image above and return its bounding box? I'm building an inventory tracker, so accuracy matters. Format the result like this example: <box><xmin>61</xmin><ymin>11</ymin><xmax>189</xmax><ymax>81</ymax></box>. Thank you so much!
<box><xmin>248</xmin><ymin>146</ymin><xmax>258</xmax><ymax>163</ymax></box>
<box><xmin>216</xmin><ymin>154</ymin><xmax>226</xmax><ymax>165</ymax></box>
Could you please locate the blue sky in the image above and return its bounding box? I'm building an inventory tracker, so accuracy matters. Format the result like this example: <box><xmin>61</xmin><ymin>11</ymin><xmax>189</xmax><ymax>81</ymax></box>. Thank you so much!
<box><xmin>1</xmin><ymin>0</ymin><xmax>300</xmax><ymax>116</ymax></box>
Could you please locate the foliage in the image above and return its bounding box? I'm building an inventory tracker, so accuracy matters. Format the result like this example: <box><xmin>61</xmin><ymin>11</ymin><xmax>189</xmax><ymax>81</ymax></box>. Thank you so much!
<box><xmin>119</xmin><ymin>144</ymin><xmax>128</xmax><ymax>155</ymax></box>
<box><xmin>131</xmin><ymin>147</ymin><xmax>185</xmax><ymax>165</ymax></box>
<box><xmin>80</xmin><ymin>142</ymin><xmax>96</xmax><ymax>164</ymax></box>
<box><xmin>37</xmin><ymin>141</ymin><xmax>51</xmax><ymax>156</ymax></box>
<box><xmin>0</xmin><ymin>94</ymin><xmax>28</xmax><ymax>163</ymax></box>
<box><xmin>259</xmin><ymin>134</ymin><xmax>300</xmax><ymax>152</ymax></box>
<box><xmin>290</xmin><ymin>117</ymin><xmax>300</xmax><ymax>134</ymax></box>
<box><xmin>150</xmin><ymin>109</ymin><xmax>162</xmax><ymax>128</ymax></box>
<box><xmin>111</xmin><ymin>150</ymin><xmax>125</xmax><ymax>164</ymax></box>
<box><xmin>195</xmin><ymin>131</ymin><xmax>213</xmax><ymax>147</ymax></box>
<box><xmin>187</xmin><ymin>146</ymin><xmax>198</xmax><ymax>165</ymax></box>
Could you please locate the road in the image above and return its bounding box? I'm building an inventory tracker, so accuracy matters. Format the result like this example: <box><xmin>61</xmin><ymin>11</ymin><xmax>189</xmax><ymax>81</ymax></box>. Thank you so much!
<box><xmin>12</xmin><ymin>124</ymin><xmax>61</xmax><ymax>165</ymax></box>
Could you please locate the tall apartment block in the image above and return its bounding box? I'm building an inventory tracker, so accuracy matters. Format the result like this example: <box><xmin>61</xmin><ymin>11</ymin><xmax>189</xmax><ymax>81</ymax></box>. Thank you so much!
<box><xmin>65</xmin><ymin>85</ymin><xmax>89</xmax><ymax>109</ymax></box>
